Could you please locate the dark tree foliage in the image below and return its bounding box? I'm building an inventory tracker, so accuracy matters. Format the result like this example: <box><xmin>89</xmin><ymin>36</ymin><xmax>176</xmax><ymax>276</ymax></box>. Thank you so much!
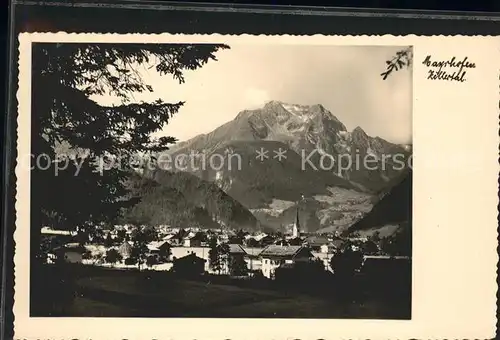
<box><xmin>81</xmin><ymin>250</ymin><xmax>92</xmax><ymax>260</ymax></box>
<box><xmin>245</xmin><ymin>237</ymin><xmax>260</xmax><ymax>248</ymax></box>
<box><xmin>361</xmin><ymin>240</ymin><xmax>380</xmax><ymax>255</ymax></box>
<box><xmin>293</xmin><ymin>258</ymin><xmax>326</xmax><ymax>276</ymax></box>
<box><xmin>228</xmin><ymin>229</ymin><xmax>246</xmax><ymax>245</ymax></box>
<box><xmin>208</xmin><ymin>238</ymin><xmax>230</xmax><ymax>274</ymax></box>
<box><xmin>31</xmin><ymin>42</ymin><xmax>229</xmax><ymax>260</ymax></box>
<box><xmin>208</xmin><ymin>238</ymin><xmax>221</xmax><ymax>273</ymax></box>
<box><xmin>330</xmin><ymin>244</ymin><xmax>363</xmax><ymax>278</ymax></box>
<box><xmin>116</xmin><ymin>229</ymin><xmax>127</xmax><ymax>243</ymax></box>
<box><xmin>380</xmin><ymin>47</ymin><xmax>413</xmax><ymax>80</ymax></box>
<box><xmin>146</xmin><ymin>255</ymin><xmax>158</xmax><ymax>268</ymax></box>
<box><xmin>380</xmin><ymin>226</ymin><xmax>411</xmax><ymax>256</ymax></box>
<box><xmin>39</xmin><ymin>236</ymin><xmax>60</xmax><ymax>264</ymax></box>
<box><xmin>124</xmin><ymin>257</ymin><xmax>137</xmax><ymax>266</ymax></box>
<box><xmin>217</xmin><ymin>243</ymin><xmax>230</xmax><ymax>273</ymax></box>
<box><xmin>104</xmin><ymin>233</ymin><xmax>113</xmax><ymax>247</ymax></box>
<box><xmin>275</xmin><ymin>258</ymin><xmax>326</xmax><ymax>288</ymax></box>
<box><xmin>229</xmin><ymin>255</ymin><xmax>248</xmax><ymax>276</ymax></box>
<box><xmin>130</xmin><ymin>226</ymin><xmax>156</xmax><ymax>270</ymax></box>
<box><xmin>105</xmin><ymin>248</ymin><xmax>122</xmax><ymax>265</ymax></box>
<box><xmin>370</xmin><ymin>231</ymin><xmax>381</xmax><ymax>243</ymax></box>
<box><xmin>158</xmin><ymin>244</ymin><xmax>171</xmax><ymax>262</ymax></box>
<box><xmin>228</xmin><ymin>236</ymin><xmax>242</xmax><ymax>245</ymax></box>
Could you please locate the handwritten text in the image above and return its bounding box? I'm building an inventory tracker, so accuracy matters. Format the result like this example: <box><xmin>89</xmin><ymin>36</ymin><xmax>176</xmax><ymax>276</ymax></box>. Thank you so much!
<box><xmin>422</xmin><ymin>55</ymin><xmax>476</xmax><ymax>82</ymax></box>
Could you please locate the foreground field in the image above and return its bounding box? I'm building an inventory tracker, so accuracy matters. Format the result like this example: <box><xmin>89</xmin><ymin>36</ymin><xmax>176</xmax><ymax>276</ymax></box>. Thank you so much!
<box><xmin>31</xmin><ymin>264</ymin><xmax>411</xmax><ymax>319</ymax></box>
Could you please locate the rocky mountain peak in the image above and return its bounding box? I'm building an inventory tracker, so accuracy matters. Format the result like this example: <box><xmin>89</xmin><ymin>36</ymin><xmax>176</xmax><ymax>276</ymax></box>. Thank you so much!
<box><xmin>149</xmin><ymin>100</ymin><xmax>411</xmax><ymax>234</ymax></box>
<box><xmin>165</xmin><ymin>101</ymin><xmax>409</xmax><ymax>193</ymax></box>
<box><xmin>264</xmin><ymin>100</ymin><xmax>285</xmax><ymax>108</ymax></box>
<box><xmin>349</xmin><ymin>126</ymin><xmax>370</xmax><ymax>150</ymax></box>
<box><xmin>310</xmin><ymin>103</ymin><xmax>325</xmax><ymax>113</ymax></box>
<box><xmin>352</xmin><ymin>126</ymin><xmax>367</xmax><ymax>135</ymax></box>
<box><xmin>351</xmin><ymin>126</ymin><xmax>369</xmax><ymax>139</ymax></box>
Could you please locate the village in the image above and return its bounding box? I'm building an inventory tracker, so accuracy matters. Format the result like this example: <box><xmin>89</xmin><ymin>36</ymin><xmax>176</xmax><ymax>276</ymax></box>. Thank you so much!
<box><xmin>41</xmin><ymin>208</ymin><xmax>409</xmax><ymax>281</ymax></box>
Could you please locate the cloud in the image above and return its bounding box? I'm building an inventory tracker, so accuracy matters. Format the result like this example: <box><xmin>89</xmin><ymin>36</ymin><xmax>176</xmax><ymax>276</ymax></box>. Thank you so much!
<box><xmin>243</xmin><ymin>88</ymin><xmax>271</xmax><ymax>109</ymax></box>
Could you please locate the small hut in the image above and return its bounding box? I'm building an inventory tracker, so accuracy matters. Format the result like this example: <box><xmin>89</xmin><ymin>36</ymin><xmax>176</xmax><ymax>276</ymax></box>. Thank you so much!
<box><xmin>117</xmin><ymin>241</ymin><xmax>133</xmax><ymax>259</ymax></box>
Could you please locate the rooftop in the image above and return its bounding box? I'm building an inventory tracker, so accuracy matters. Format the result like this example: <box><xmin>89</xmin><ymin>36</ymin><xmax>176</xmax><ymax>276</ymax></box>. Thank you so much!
<box><xmin>147</xmin><ymin>240</ymin><xmax>170</xmax><ymax>251</ymax></box>
<box><xmin>228</xmin><ymin>244</ymin><xmax>247</xmax><ymax>254</ymax></box>
<box><xmin>53</xmin><ymin>243</ymin><xmax>87</xmax><ymax>253</ymax></box>
<box><xmin>253</xmin><ymin>233</ymin><xmax>269</xmax><ymax>241</ymax></box>
<box><xmin>242</xmin><ymin>247</ymin><xmax>264</xmax><ymax>257</ymax></box>
<box><xmin>175</xmin><ymin>253</ymin><xmax>207</xmax><ymax>263</ymax></box>
<box><xmin>306</xmin><ymin>235</ymin><xmax>330</xmax><ymax>246</ymax></box>
<box><xmin>41</xmin><ymin>227</ymin><xmax>76</xmax><ymax>236</ymax></box>
<box><xmin>260</xmin><ymin>245</ymin><xmax>303</xmax><ymax>257</ymax></box>
<box><xmin>363</xmin><ymin>255</ymin><xmax>410</xmax><ymax>260</ymax></box>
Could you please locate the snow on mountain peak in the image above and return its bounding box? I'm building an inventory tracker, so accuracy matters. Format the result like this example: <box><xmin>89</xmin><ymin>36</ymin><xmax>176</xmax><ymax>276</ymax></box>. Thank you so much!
<box><xmin>266</xmin><ymin>101</ymin><xmax>338</xmax><ymax>122</ymax></box>
<box><xmin>281</xmin><ymin>103</ymin><xmax>314</xmax><ymax>122</ymax></box>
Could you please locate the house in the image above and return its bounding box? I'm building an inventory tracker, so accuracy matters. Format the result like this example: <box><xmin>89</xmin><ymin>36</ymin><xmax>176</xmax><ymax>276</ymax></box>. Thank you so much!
<box><xmin>260</xmin><ymin>245</ymin><xmax>314</xmax><ymax>279</ymax></box>
<box><xmin>350</xmin><ymin>236</ymin><xmax>369</xmax><ymax>243</ymax></box>
<box><xmin>320</xmin><ymin>243</ymin><xmax>333</xmax><ymax>254</ymax></box>
<box><xmin>311</xmin><ymin>252</ymin><xmax>333</xmax><ymax>272</ymax></box>
<box><xmin>305</xmin><ymin>235</ymin><xmax>330</xmax><ymax>251</ymax></box>
<box><xmin>164</xmin><ymin>233</ymin><xmax>183</xmax><ymax>246</ymax></box>
<box><xmin>183</xmin><ymin>232</ymin><xmax>205</xmax><ymax>247</ymax></box>
<box><xmin>147</xmin><ymin>240</ymin><xmax>171</xmax><ymax>262</ymax></box>
<box><xmin>253</xmin><ymin>233</ymin><xmax>275</xmax><ymax>247</ymax></box>
<box><xmin>172</xmin><ymin>253</ymin><xmax>206</xmax><ymax>277</ymax></box>
<box><xmin>242</xmin><ymin>247</ymin><xmax>264</xmax><ymax>271</ymax></box>
<box><xmin>41</xmin><ymin>233</ymin><xmax>75</xmax><ymax>256</ymax></box>
<box><xmin>321</xmin><ymin>239</ymin><xmax>345</xmax><ymax>254</ymax></box>
<box><xmin>53</xmin><ymin>243</ymin><xmax>87</xmax><ymax>264</ymax></box>
<box><xmin>117</xmin><ymin>241</ymin><xmax>133</xmax><ymax>259</ymax></box>
<box><xmin>41</xmin><ymin>227</ymin><xmax>76</xmax><ymax>237</ymax></box>
<box><xmin>170</xmin><ymin>246</ymin><xmax>211</xmax><ymax>271</ymax></box>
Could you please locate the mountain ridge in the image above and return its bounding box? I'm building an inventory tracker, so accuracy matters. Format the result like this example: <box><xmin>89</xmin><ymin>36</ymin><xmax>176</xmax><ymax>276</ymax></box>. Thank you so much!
<box><xmin>348</xmin><ymin>169</ymin><xmax>412</xmax><ymax>234</ymax></box>
<box><xmin>149</xmin><ymin>101</ymin><xmax>411</xmax><ymax>232</ymax></box>
<box><xmin>165</xmin><ymin>101</ymin><xmax>410</xmax><ymax>192</ymax></box>
<box><xmin>123</xmin><ymin>170</ymin><xmax>260</xmax><ymax>231</ymax></box>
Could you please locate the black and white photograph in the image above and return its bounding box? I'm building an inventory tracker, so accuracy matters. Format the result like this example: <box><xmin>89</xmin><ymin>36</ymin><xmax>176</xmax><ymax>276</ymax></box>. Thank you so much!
<box><xmin>27</xmin><ymin>40</ymin><xmax>414</xmax><ymax>319</ymax></box>
<box><xmin>11</xmin><ymin>29</ymin><xmax>500</xmax><ymax>340</ymax></box>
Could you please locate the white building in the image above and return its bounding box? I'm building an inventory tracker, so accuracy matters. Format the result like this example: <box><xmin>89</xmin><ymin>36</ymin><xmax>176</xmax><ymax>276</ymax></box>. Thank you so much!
<box><xmin>259</xmin><ymin>245</ymin><xmax>313</xmax><ymax>279</ymax></box>
<box><xmin>41</xmin><ymin>227</ymin><xmax>76</xmax><ymax>236</ymax></box>
<box><xmin>242</xmin><ymin>247</ymin><xmax>264</xmax><ymax>271</ymax></box>
<box><xmin>311</xmin><ymin>252</ymin><xmax>334</xmax><ymax>272</ymax></box>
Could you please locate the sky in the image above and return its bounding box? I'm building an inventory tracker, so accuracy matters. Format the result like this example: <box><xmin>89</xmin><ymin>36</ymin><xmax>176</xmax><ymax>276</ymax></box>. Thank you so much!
<box><xmin>92</xmin><ymin>44</ymin><xmax>412</xmax><ymax>144</ymax></box>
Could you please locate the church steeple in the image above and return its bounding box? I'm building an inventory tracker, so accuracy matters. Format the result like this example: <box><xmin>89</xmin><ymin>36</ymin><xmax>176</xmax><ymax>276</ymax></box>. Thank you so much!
<box><xmin>292</xmin><ymin>207</ymin><xmax>300</xmax><ymax>238</ymax></box>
